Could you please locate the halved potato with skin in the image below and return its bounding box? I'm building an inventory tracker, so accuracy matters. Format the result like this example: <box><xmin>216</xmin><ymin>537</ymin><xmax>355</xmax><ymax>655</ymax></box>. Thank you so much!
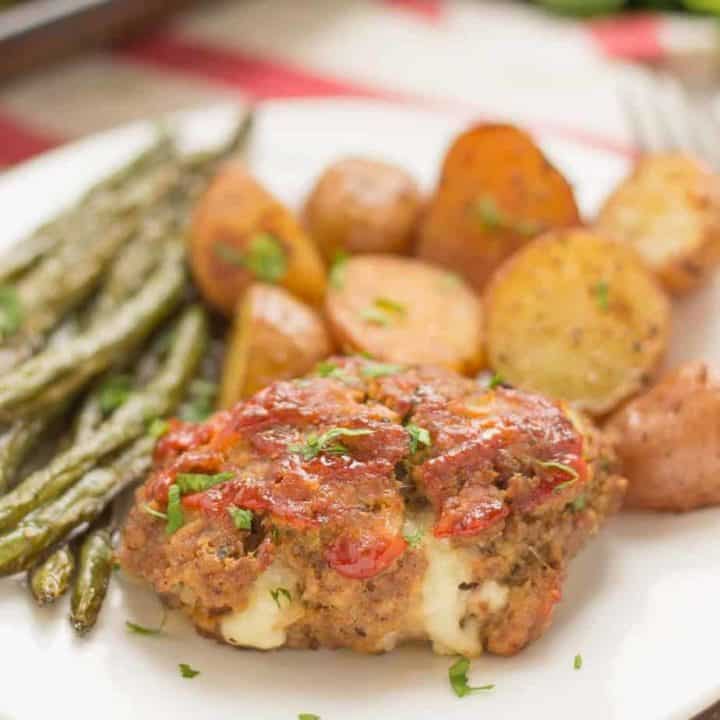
<box><xmin>417</xmin><ymin>124</ymin><xmax>580</xmax><ymax>291</ymax></box>
<box><xmin>303</xmin><ymin>156</ymin><xmax>423</xmax><ymax>261</ymax></box>
<box><xmin>190</xmin><ymin>162</ymin><xmax>326</xmax><ymax>315</ymax></box>
<box><xmin>607</xmin><ymin>362</ymin><xmax>720</xmax><ymax>512</ymax></box>
<box><xmin>325</xmin><ymin>254</ymin><xmax>483</xmax><ymax>374</ymax></box>
<box><xmin>484</xmin><ymin>228</ymin><xmax>671</xmax><ymax>415</ymax></box>
<box><xmin>596</xmin><ymin>153</ymin><xmax>720</xmax><ymax>295</ymax></box>
<box><xmin>219</xmin><ymin>283</ymin><xmax>333</xmax><ymax>408</ymax></box>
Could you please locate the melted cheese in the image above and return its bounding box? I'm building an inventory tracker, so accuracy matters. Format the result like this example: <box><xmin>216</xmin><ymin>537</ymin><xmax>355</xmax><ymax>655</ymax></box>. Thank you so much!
<box><xmin>474</xmin><ymin>580</ymin><xmax>509</xmax><ymax>613</ymax></box>
<box><xmin>220</xmin><ymin>561</ymin><xmax>304</xmax><ymax>650</ymax></box>
<box><xmin>421</xmin><ymin>534</ymin><xmax>482</xmax><ymax>657</ymax></box>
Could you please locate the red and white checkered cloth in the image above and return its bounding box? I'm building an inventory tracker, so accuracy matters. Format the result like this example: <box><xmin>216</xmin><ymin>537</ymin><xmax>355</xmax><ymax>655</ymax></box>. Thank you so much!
<box><xmin>0</xmin><ymin>0</ymin><xmax>717</xmax><ymax>168</ymax></box>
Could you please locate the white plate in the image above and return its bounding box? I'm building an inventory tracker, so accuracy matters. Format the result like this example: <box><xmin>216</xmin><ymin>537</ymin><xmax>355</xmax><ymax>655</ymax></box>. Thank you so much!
<box><xmin>0</xmin><ymin>100</ymin><xmax>718</xmax><ymax>720</ymax></box>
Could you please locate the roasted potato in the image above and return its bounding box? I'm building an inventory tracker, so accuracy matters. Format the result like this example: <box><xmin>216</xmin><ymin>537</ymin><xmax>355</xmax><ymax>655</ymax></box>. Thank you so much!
<box><xmin>417</xmin><ymin>124</ymin><xmax>580</xmax><ymax>291</ymax></box>
<box><xmin>303</xmin><ymin>156</ymin><xmax>423</xmax><ymax>260</ymax></box>
<box><xmin>324</xmin><ymin>254</ymin><xmax>483</xmax><ymax>373</ymax></box>
<box><xmin>219</xmin><ymin>283</ymin><xmax>333</xmax><ymax>407</ymax></box>
<box><xmin>484</xmin><ymin>228</ymin><xmax>671</xmax><ymax>415</ymax></box>
<box><xmin>190</xmin><ymin>162</ymin><xmax>326</xmax><ymax>315</ymax></box>
<box><xmin>607</xmin><ymin>362</ymin><xmax>720</xmax><ymax>511</ymax></box>
<box><xmin>596</xmin><ymin>153</ymin><xmax>720</xmax><ymax>295</ymax></box>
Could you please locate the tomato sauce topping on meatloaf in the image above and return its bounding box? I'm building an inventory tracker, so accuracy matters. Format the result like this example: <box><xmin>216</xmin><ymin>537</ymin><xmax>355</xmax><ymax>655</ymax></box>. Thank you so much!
<box><xmin>144</xmin><ymin>357</ymin><xmax>588</xmax><ymax>580</ymax></box>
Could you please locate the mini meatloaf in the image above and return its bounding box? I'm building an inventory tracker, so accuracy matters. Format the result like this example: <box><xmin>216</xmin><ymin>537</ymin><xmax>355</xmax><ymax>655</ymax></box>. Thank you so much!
<box><xmin>120</xmin><ymin>357</ymin><xmax>626</xmax><ymax>656</ymax></box>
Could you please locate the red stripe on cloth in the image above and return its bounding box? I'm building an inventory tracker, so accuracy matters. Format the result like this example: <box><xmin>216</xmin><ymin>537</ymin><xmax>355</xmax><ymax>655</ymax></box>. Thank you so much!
<box><xmin>0</xmin><ymin>110</ymin><xmax>61</xmax><ymax>166</ymax></box>
<box><xmin>381</xmin><ymin>0</ymin><xmax>445</xmax><ymax>22</ymax></box>
<box><xmin>116</xmin><ymin>33</ymin><xmax>634</xmax><ymax>158</ymax></box>
<box><xmin>588</xmin><ymin>14</ymin><xmax>664</xmax><ymax>61</ymax></box>
<box><xmin>117</xmin><ymin>34</ymin><xmax>399</xmax><ymax>101</ymax></box>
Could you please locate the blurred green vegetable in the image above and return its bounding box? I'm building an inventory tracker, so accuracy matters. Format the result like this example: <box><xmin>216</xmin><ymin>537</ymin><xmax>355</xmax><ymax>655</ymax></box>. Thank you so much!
<box><xmin>532</xmin><ymin>0</ymin><xmax>719</xmax><ymax>14</ymax></box>
<box><xmin>683</xmin><ymin>0</ymin><xmax>720</xmax><ymax>12</ymax></box>
<box><xmin>534</xmin><ymin>0</ymin><xmax>626</xmax><ymax>15</ymax></box>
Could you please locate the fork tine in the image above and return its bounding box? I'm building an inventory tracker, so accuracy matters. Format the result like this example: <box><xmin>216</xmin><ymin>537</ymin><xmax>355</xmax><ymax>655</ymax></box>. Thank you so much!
<box><xmin>683</xmin><ymin>90</ymin><xmax>720</xmax><ymax>171</ymax></box>
<box><xmin>618</xmin><ymin>81</ymin><xmax>653</xmax><ymax>155</ymax></box>
<box><xmin>648</xmin><ymin>71</ymin><xmax>689</xmax><ymax>152</ymax></box>
<box><xmin>622</xmin><ymin>69</ymin><xmax>720</xmax><ymax>171</ymax></box>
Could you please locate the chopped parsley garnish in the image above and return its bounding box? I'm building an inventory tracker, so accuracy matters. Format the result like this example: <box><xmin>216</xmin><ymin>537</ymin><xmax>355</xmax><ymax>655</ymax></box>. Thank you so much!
<box><xmin>593</xmin><ymin>281</ymin><xmax>610</xmax><ymax>311</ymax></box>
<box><xmin>360</xmin><ymin>306</ymin><xmax>390</xmax><ymax>326</ymax></box>
<box><xmin>475</xmin><ymin>196</ymin><xmax>503</xmax><ymax>230</ymax></box>
<box><xmin>441</xmin><ymin>273</ymin><xmax>462</xmax><ymax>288</ymax></box>
<box><xmin>142</xmin><ymin>504</ymin><xmax>168</xmax><ymax>521</ymax></box>
<box><xmin>448</xmin><ymin>657</ymin><xmax>495</xmax><ymax>698</ymax></box>
<box><xmin>298</xmin><ymin>715</ymin><xmax>320</xmax><ymax>720</ymax></box>
<box><xmin>406</xmin><ymin>424</ymin><xmax>431</xmax><ymax>454</ymax></box>
<box><xmin>215</xmin><ymin>233</ymin><xmax>287</xmax><ymax>283</ymax></box>
<box><xmin>316</xmin><ymin>360</ymin><xmax>339</xmax><ymax>377</ymax></box>
<box><xmin>289</xmin><ymin>427</ymin><xmax>373</xmax><ymax>461</ymax></box>
<box><xmin>361</xmin><ymin>297</ymin><xmax>406</xmax><ymax>327</ymax></box>
<box><xmin>488</xmin><ymin>372</ymin><xmax>505</xmax><ymax>390</ymax></box>
<box><xmin>571</xmin><ymin>494</ymin><xmax>587</xmax><ymax>512</ymax></box>
<box><xmin>270</xmin><ymin>587</ymin><xmax>292</xmax><ymax>608</ymax></box>
<box><xmin>246</xmin><ymin>233</ymin><xmax>288</xmax><ymax>282</ymax></box>
<box><xmin>179</xmin><ymin>379</ymin><xmax>217</xmax><ymax>422</ymax></box>
<box><xmin>98</xmin><ymin>374</ymin><xmax>133</xmax><ymax>414</ymax></box>
<box><xmin>402</xmin><ymin>523</ymin><xmax>424</xmax><ymax>548</ymax></box>
<box><xmin>227</xmin><ymin>506</ymin><xmax>253</xmax><ymax>530</ymax></box>
<box><xmin>574</xmin><ymin>653</ymin><xmax>583</xmax><ymax>670</ymax></box>
<box><xmin>374</xmin><ymin>297</ymin><xmax>406</xmax><ymax>315</ymax></box>
<box><xmin>176</xmin><ymin>471</ymin><xmax>234</xmax><ymax>494</ymax></box>
<box><xmin>360</xmin><ymin>361</ymin><xmax>404</xmax><ymax>378</ymax></box>
<box><xmin>150</xmin><ymin>472</ymin><xmax>236</xmax><ymax>534</ymax></box>
<box><xmin>126</xmin><ymin>616</ymin><xmax>165</xmax><ymax>636</ymax></box>
<box><xmin>473</xmin><ymin>195</ymin><xmax>542</xmax><ymax>237</ymax></box>
<box><xmin>315</xmin><ymin>360</ymin><xmax>352</xmax><ymax>382</ymax></box>
<box><xmin>179</xmin><ymin>663</ymin><xmax>200</xmax><ymax>679</ymax></box>
<box><xmin>0</xmin><ymin>285</ymin><xmax>22</xmax><ymax>338</ymax></box>
<box><xmin>165</xmin><ymin>484</ymin><xmax>184</xmax><ymax>535</ymax></box>
<box><xmin>536</xmin><ymin>460</ymin><xmax>580</xmax><ymax>492</ymax></box>
<box><xmin>148</xmin><ymin>418</ymin><xmax>170</xmax><ymax>439</ymax></box>
<box><xmin>329</xmin><ymin>250</ymin><xmax>349</xmax><ymax>289</ymax></box>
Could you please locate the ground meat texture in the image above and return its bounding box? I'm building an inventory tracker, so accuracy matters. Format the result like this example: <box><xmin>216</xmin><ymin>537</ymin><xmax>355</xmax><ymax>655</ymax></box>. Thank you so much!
<box><xmin>119</xmin><ymin>356</ymin><xmax>626</xmax><ymax>656</ymax></box>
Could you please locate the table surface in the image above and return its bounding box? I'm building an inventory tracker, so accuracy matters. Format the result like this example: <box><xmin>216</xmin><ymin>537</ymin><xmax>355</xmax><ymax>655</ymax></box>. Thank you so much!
<box><xmin>0</xmin><ymin>0</ymin><xmax>718</xmax><ymax>169</ymax></box>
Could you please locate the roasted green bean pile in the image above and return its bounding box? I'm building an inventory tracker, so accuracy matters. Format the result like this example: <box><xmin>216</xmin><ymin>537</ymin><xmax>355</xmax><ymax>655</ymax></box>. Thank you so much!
<box><xmin>0</xmin><ymin>110</ymin><xmax>252</xmax><ymax>634</ymax></box>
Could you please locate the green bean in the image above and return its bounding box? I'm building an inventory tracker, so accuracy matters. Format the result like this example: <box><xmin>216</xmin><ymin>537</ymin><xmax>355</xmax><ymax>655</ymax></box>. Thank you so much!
<box><xmin>0</xmin><ymin>134</ymin><xmax>174</xmax><ymax>285</ymax></box>
<box><xmin>69</xmin><ymin>527</ymin><xmax>113</xmax><ymax>635</ymax></box>
<box><xmin>0</xmin><ymin>244</ymin><xmax>186</xmax><ymax>419</ymax></box>
<box><xmin>29</xmin><ymin>544</ymin><xmax>75</xmax><ymax>606</ymax></box>
<box><xmin>0</xmin><ymin>436</ymin><xmax>154</xmax><ymax>576</ymax></box>
<box><xmin>0</xmin><ymin>306</ymin><xmax>206</xmax><ymax>532</ymax></box>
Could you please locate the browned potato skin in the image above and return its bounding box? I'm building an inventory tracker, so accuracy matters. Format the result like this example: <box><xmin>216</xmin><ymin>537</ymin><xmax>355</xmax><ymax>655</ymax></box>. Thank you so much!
<box><xmin>219</xmin><ymin>283</ymin><xmax>333</xmax><ymax>408</ymax></box>
<box><xmin>596</xmin><ymin>154</ymin><xmax>720</xmax><ymax>295</ymax></box>
<box><xmin>607</xmin><ymin>362</ymin><xmax>720</xmax><ymax>512</ymax></box>
<box><xmin>417</xmin><ymin>124</ymin><xmax>580</xmax><ymax>292</ymax></box>
<box><xmin>325</xmin><ymin>254</ymin><xmax>483</xmax><ymax>373</ymax></box>
<box><xmin>303</xmin><ymin>157</ymin><xmax>423</xmax><ymax>261</ymax></box>
<box><xmin>190</xmin><ymin>162</ymin><xmax>326</xmax><ymax>315</ymax></box>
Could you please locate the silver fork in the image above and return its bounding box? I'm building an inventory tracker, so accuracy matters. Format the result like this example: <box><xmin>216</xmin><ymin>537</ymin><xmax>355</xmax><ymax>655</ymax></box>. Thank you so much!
<box><xmin>618</xmin><ymin>67</ymin><xmax>720</xmax><ymax>170</ymax></box>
